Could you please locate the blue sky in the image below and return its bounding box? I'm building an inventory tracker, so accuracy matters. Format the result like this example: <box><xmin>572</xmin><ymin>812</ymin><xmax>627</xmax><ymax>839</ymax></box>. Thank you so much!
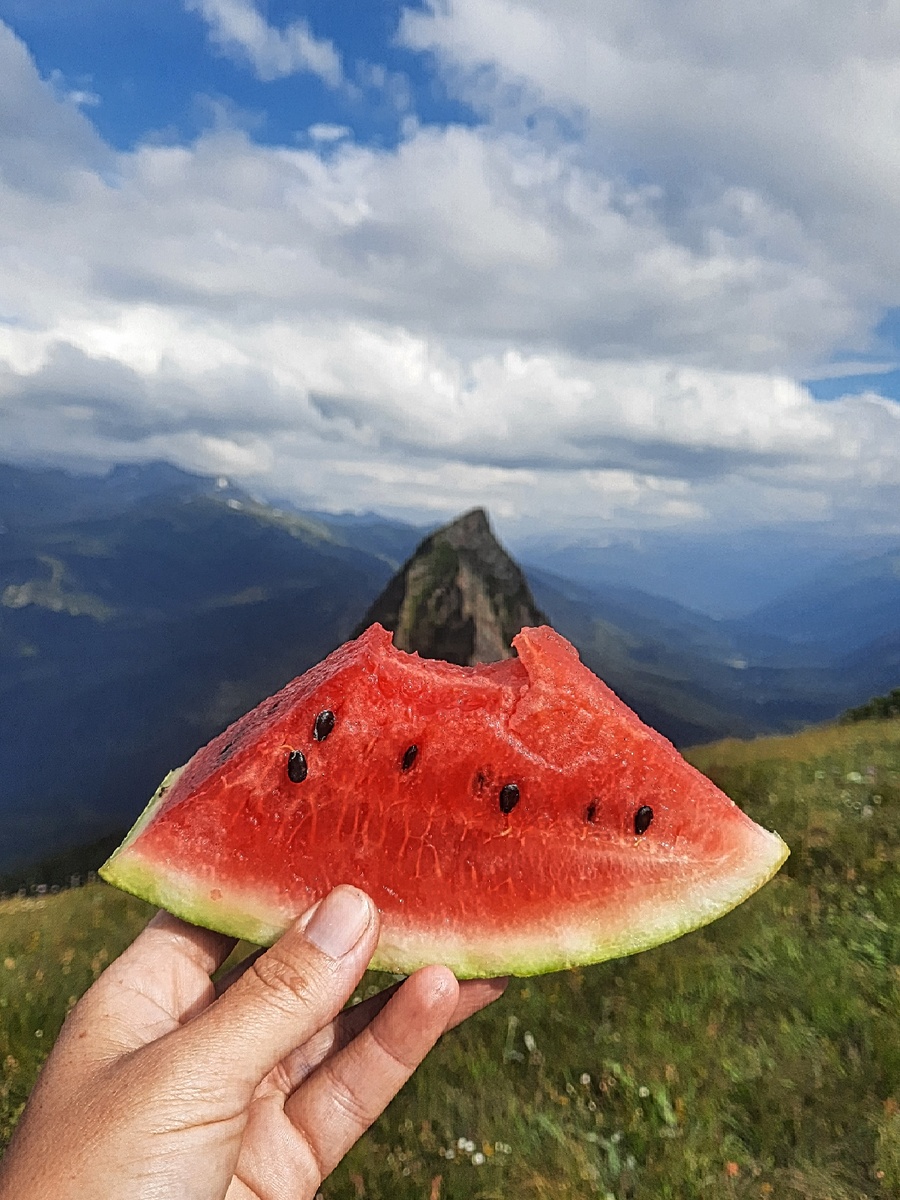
<box><xmin>1</xmin><ymin>0</ymin><xmax>474</xmax><ymax>151</ymax></box>
<box><xmin>1</xmin><ymin>0</ymin><xmax>900</xmax><ymax>543</ymax></box>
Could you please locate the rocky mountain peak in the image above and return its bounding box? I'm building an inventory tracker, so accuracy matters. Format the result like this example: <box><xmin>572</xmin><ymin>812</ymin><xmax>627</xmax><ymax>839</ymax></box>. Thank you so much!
<box><xmin>440</xmin><ymin>506</ymin><xmax>491</xmax><ymax>545</ymax></box>
<box><xmin>355</xmin><ymin>507</ymin><xmax>548</xmax><ymax>665</ymax></box>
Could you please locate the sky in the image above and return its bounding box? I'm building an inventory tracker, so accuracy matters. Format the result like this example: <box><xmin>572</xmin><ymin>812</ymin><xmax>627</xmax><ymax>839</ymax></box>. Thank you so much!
<box><xmin>1</xmin><ymin>0</ymin><xmax>900</xmax><ymax>545</ymax></box>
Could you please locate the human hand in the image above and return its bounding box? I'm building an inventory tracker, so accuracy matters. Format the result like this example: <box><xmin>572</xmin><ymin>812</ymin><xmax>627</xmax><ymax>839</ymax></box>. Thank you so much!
<box><xmin>0</xmin><ymin>886</ymin><xmax>506</xmax><ymax>1199</ymax></box>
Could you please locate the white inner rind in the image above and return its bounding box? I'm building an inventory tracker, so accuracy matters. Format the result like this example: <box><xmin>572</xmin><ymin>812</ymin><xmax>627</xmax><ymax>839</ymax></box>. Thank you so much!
<box><xmin>100</xmin><ymin>820</ymin><xmax>789</xmax><ymax>978</ymax></box>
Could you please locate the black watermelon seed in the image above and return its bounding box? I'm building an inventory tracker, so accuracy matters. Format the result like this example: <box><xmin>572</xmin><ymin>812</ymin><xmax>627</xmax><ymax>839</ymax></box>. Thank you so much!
<box><xmin>313</xmin><ymin>709</ymin><xmax>336</xmax><ymax>741</ymax></box>
<box><xmin>220</xmin><ymin>739</ymin><xmax>235</xmax><ymax>759</ymax></box>
<box><xmin>401</xmin><ymin>744</ymin><xmax>419</xmax><ymax>771</ymax></box>
<box><xmin>585</xmin><ymin>801</ymin><xmax>598</xmax><ymax>823</ymax></box>
<box><xmin>287</xmin><ymin>749</ymin><xmax>308</xmax><ymax>783</ymax></box>
<box><xmin>499</xmin><ymin>783</ymin><xmax>520</xmax><ymax>814</ymax></box>
<box><xmin>634</xmin><ymin>805</ymin><xmax>653</xmax><ymax>835</ymax></box>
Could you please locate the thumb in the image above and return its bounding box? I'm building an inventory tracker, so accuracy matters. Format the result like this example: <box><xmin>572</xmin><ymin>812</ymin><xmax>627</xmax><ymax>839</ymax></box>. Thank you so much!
<box><xmin>174</xmin><ymin>886</ymin><xmax>379</xmax><ymax>1090</ymax></box>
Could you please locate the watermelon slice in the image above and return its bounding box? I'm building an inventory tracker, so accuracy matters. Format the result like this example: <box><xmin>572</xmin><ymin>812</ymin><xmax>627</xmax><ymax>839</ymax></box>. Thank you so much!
<box><xmin>100</xmin><ymin>624</ymin><xmax>788</xmax><ymax>977</ymax></box>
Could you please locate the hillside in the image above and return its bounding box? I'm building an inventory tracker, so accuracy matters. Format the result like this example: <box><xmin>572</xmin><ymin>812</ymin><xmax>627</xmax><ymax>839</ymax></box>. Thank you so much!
<box><xmin>523</xmin><ymin>536</ymin><xmax>900</xmax><ymax>721</ymax></box>
<box><xmin>730</xmin><ymin>547</ymin><xmax>900</xmax><ymax>660</ymax></box>
<box><xmin>2</xmin><ymin>717</ymin><xmax>899</xmax><ymax>1197</ymax></box>
<box><xmin>516</xmin><ymin>526</ymin><xmax>893</xmax><ymax>618</ymax></box>
<box><xmin>528</xmin><ymin>570</ymin><xmax>851</xmax><ymax>746</ymax></box>
<box><xmin>0</xmin><ymin>463</ymin><xmax>422</xmax><ymax>872</ymax></box>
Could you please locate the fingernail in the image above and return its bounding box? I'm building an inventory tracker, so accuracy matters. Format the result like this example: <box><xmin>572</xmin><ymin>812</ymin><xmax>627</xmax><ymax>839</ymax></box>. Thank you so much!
<box><xmin>305</xmin><ymin>886</ymin><xmax>372</xmax><ymax>959</ymax></box>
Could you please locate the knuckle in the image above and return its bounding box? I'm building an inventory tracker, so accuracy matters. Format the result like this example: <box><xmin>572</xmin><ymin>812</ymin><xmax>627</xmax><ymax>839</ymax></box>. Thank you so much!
<box><xmin>369</xmin><ymin>1021</ymin><xmax>421</xmax><ymax>1075</ymax></box>
<box><xmin>247</xmin><ymin>950</ymin><xmax>317</xmax><ymax>1014</ymax></box>
<box><xmin>325</xmin><ymin>1067</ymin><xmax>379</xmax><ymax>1129</ymax></box>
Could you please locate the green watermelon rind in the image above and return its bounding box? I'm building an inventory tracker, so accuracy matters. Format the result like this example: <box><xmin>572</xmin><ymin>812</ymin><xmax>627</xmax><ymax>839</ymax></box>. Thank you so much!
<box><xmin>100</xmin><ymin>780</ymin><xmax>789</xmax><ymax>978</ymax></box>
<box><xmin>107</xmin><ymin>767</ymin><xmax>185</xmax><ymax>854</ymax></box>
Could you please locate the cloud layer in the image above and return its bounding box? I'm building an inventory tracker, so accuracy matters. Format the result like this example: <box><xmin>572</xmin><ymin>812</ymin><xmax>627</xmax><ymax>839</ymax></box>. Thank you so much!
<box><xmin>1</xmin><ymin>5</ymin><xmax>900</xmax><ymax>539</ymax></box>
<box><xmin>186</xmin><ymin>0</ymin><xmax>342</xmax><ymax>85</ymax></box>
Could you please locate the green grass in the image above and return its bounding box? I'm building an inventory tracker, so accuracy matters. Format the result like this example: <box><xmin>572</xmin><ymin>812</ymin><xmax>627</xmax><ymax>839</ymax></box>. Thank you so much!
<box><xmin>3</xmin><ymin>719</ymin><xmax>900</xmax><ymax>1197</ymax></box>
<box><xmin>0</xmin><ymin>885</ymin><xmax>153</xmax><ymax>1147</ymax></box>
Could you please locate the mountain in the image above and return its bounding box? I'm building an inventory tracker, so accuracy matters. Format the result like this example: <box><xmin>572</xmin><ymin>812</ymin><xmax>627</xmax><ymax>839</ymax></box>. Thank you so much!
<box><xmin>300</xmin><ymin>509</ymin><xmax>428</xmax><ymax>568</ymax></box>
<box><xmin>526</xmin><ymin>568</ymin><xmax>848</xmax><ymax>746</ymax></box>
<box><xmin>356</xmin><ymin>507</ymin><xmax>548</xmax><ymax>664</ymax></box>
<box><xmin>0</xmin><ymin>460</ymin><xmax>242</xmax><ymax>527</ymax></box>
<box><xmin>515</xmin><ymin>527</ymin><xmax>897</xmax><ymax>618</ymax></box>
<box><xmin>5</xmin><ymin>458</ymin><xmax>900</xmax><ymax>882</ymax></box>
<box><xmin>0</xmin><ymin>462</ymin><xmax>422</xmax><ymax>873</ymax></box>
<box><xmin>729</xmin><ymin>547</ymin><xmax>900</xmax><ymax>662</ymax></box>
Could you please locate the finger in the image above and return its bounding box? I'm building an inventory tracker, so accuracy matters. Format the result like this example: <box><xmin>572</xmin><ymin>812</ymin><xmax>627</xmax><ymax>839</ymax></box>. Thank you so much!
<box><xmin>129</xmin><ymin>910</ymin><xmax>237</xmax><ymax>978</ymax></box>
<box><xmin>272</xmin><ymin>975</ymin><xmax>508</xmax><ymax>1094</ymax></box>
<box><xmin>283</xmin><ymin>965</ymin><xmax>459</xmax><ymax>1182</ymax></box>
<box><xmin>213</xmin><ymin>946</ymin><xmax>265</xmax><ymax>997</ymax></box>
<box><xmin>72</xmin><ymin>911</ymin><xmax>238</xmax><ymax>1050</ymax></box>
<box><xmin>175</xmin><ymin>886</ymin><xmax>378</xmax><ymax>1090</ymax></box>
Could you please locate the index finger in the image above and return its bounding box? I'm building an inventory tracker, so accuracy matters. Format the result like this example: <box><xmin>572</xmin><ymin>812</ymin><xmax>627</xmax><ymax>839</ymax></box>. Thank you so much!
<box><xmin>68</xmin><ymin>910</ymin><xmax>238</xmax><ymax>1058</ymax></box>
<box><xmin>134</xmin><ymin>909</ymin><xmax>238</xmax><ymax>978</ymax></box>
<box><xmin>174</xmin><ymin>887</ymin><xmax>380</xmax><ymax>1091</ymax></box>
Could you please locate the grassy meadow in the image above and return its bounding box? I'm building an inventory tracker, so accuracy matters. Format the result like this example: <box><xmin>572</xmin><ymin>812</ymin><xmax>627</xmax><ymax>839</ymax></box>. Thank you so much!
<box><xmin>2</xmin><ymin>717</ymin><xmax>900</xmax><ymax>1197</ymax></box>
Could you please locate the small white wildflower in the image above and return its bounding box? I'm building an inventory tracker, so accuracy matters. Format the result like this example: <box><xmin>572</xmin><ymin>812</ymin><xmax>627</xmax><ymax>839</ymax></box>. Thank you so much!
<box><xmin>457</xmin><ymin>1137</ymin><xmax>467</xmax><ymax>1150</ymax></box>
<box><xmin>472</xmin><ymin>1152</ymin><xmax>485</xmax><ymax>1166</ymax></box>
<box><xmin>580</xmin><ymin>1072</ymin><xmax>591</xmax><ymax>1086</ymax></box>
<box><xmin>611</xmin><ymin>1131</ymin><xmax>623</xmax><ymax>1144</ymax></box>
<box><xmin>846</xmin><ymin>771</ymin><xmax>863</xmax><ymax>783</ymax></box>
<box><xmin>523</xmin><ymin>1031</ymin><xmax>537</xmax><ymax>1053</ymax></box>
<box><xmin>445</xmin><ymin>1148</ymin><xmax>455</xmax><ymax>1160</ymax></box>
<box><xmin>464</xmin><ymin>1139</ymin><xmax>476</xmax><ymax>1154</ymax></box>
<box><xmin>638</xmin><ymin>1085</ymin><xmax>650</xmax><ymax>1098</ymax></box>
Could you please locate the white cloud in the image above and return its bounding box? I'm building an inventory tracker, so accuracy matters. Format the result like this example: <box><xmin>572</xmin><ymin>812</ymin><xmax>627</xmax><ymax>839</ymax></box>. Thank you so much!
<box><xmin>1</xmin><ymin>11</ymin><xmax>900</xmax><ymax>543</ymax></box>
<box><xmin>48</xmin><ymin>69</ymin><xmax>100</xmax><ymax>109</ymax></box>
<box><xmin>186</xmin><ymin>0</ymin><xmax>342</xmax><ymax>85</ymax></box>
<box><xmin>401</xmin><ymin>0</ymin><xmax>900</xmax><ymax>308</ymax></box>
<box><xmin>308</xmin><ymin>123</ymin><xmax>351</xmax><ymax>143</ymax></box>
<box><xmin>0</xmin><ymin>22</ymin><xmax>110</xmax><ymax>196</ymax></box>
<box><xmin>0</xmin><ymin>120</ymin><xmax>855</xmax><ymax>371</ymax></box>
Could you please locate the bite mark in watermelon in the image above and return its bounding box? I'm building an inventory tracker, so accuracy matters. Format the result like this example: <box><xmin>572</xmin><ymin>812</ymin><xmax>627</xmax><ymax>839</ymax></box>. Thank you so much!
<box><xmin>99</xmin><ymin>624</ymin><xmax>788</xmax><ymax>978</ymax></box>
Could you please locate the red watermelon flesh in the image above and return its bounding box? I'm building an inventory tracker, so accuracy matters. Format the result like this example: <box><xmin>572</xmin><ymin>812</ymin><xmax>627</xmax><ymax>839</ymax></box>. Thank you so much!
<box><xmin>99</xmin><ymin>624</ymin><xmax>788</xmax><ymax>977</ymax></box>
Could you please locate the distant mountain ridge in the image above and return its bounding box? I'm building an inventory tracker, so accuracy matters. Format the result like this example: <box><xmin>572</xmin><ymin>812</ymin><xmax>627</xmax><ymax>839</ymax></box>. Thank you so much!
<box><xmin>0</xmin><ymin>460</ymin><xmax>246</xmax><ymax>527</ymax></box>
<box><xmin>357</xmin><ymin>507</ymin><xmax>548</xmax><ymax>665</ymax></box>
<box><xmin>516</xmin><ymin>527</ymin><xmax>900</xmax><ymax>618</ymax></box>
<box><xmin>728</xmin><ymin>548</ymin><xmax>900</xmax><ymax>661</ymax></box>
<box><xmin>3</xmin><ymin>458</ymin><xmax>900</xmax><ymax>880</ymax></box>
